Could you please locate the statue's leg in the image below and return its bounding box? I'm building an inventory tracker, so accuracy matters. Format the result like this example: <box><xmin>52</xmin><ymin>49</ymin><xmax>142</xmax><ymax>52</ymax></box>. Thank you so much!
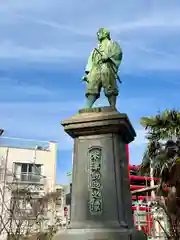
<box><xmin>85</xmin><ymin>94</ymin><xmax>97</xmax><ymax>108</ymax></box>
<box><xmin>85</xmin><ymin>76</ymin><xmax>101</xmax><ymax>108</ymax></box>
<box><xmin>103</xmin><ymin>71</ymin><xmax>118</xmax><ymax>109</ymax></box>
<box><xmin>108</xmin><ymin>95</ymin><xmax>117</xmax><ymax>109</ymax></box>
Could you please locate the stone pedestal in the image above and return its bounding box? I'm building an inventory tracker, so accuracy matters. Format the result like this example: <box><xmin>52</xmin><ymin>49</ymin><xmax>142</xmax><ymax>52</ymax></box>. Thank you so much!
<box><xmin>53</xmin><ymin>107</ymin><xmax>146</xmax><ymax>240</ymax></box>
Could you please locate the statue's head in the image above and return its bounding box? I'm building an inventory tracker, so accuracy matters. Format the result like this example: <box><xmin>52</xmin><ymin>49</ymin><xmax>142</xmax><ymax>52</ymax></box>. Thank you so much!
<box><xmin>97</xmin><ymin>28</ymin><xmax>111</xmax><ymax>42</ymax></box>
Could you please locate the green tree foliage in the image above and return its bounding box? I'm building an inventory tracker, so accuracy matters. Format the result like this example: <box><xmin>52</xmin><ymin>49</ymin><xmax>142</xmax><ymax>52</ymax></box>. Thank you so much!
<box><xmin>139</xmin><ymin>109</ymin><xmax>180</xmax><ymax>239</ymax></box>
<box><xmin>139</xmin><ymin>109</ymin><xmax>180</xmax><ymax>177</ymax></box>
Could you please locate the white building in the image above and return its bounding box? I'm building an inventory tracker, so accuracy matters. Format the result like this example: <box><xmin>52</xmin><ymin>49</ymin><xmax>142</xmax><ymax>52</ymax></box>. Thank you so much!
<box><xmin>0</xmin><ymin>135</ymin><xmax>57</xmax><ymax>238</ymax></box>
<box><xmin>0</xmin><ymin>138</ymin><xmax>57</xmax><ymax>192</ymax></box>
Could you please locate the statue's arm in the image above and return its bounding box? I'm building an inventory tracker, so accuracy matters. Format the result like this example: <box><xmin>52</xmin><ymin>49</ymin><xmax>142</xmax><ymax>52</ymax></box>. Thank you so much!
<box><xmin>85</xmin><ymin>50</ymin><xmax>93</xmax><ymax>73</ymax></box>
<box><xmin>82</xmin><ymin>50</ymin><xmax>93</xmax><ymax>82</ymax></box>
<box><xmin>98</xmin><ymin>41</ymin><xmax>122</xmax><ymax>64</ymax></box>
<box><xmin>106</xmin><ymin>41</ymin><xmax>123</xmax><ymax>67</ymax></box>
<box><xmin>108</xmin><ymin>41</ymin><xmax>122</xmax><ymax>59</ymax></box>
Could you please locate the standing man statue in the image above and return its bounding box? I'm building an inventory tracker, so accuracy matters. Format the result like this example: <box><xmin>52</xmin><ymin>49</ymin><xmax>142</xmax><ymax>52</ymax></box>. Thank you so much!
<box><xmin>82</xmin><ymin>28</ymin><xmax>123</xmax><ymax>109</ymax></box>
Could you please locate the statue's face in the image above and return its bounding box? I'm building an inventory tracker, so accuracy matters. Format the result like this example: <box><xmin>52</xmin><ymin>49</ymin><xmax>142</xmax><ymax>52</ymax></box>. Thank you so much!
<box><xmin>97</xmin><ymin>28</ymin><xmax>110</xmax><ymax>42</ymax></box>
<box><xmin>97</xmin><ymin>29</ymin><xmax>105</xmax><ymax>42</ymax></box>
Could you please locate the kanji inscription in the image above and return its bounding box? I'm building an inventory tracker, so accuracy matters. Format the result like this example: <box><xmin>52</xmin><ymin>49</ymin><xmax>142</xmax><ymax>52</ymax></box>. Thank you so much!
<box><xmin>88</xmin><ymin>147</ymin><xmax>102</xmax><ymax>215</ymax></box>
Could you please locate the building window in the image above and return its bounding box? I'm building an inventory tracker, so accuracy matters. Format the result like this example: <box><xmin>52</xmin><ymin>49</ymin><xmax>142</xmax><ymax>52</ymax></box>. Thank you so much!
<box><xmin>13</xmin><ymin>163</ymin><xmax>42</xmax><ymax>183</ymax></box>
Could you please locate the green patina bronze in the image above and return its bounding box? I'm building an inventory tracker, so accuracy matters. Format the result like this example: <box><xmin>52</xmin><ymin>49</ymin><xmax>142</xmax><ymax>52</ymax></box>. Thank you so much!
<box><xmin>82</xmin><ymin>28</ymin><xmax>123</xmax><ymax>109</ymax></box>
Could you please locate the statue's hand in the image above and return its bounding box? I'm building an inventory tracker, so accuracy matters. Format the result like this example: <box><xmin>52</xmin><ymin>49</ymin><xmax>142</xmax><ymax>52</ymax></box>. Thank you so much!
<box><xmin>81</xmin><ymin>76</ymin><xmax>88</xmax><ymax>82</ymax></box>
<box><xmin>101</xmin><ymin>53</ymin><xmax>109</xmax><ymax>62</ymax></box>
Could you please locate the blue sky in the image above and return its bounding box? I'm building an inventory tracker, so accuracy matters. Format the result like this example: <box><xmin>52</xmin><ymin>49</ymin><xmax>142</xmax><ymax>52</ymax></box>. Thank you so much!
<box><xmin>0</xmin><ymin>0</ymin><xmax>180</xmax><ymax>184</ymax></box>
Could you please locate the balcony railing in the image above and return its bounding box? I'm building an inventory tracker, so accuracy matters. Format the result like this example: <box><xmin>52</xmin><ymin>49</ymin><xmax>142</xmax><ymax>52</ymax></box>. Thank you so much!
<box><xmin>13</xmin><ymin>208</ymin><xmax>46</xmax><ymax>220</ymax></box>
<box><xmin>13</xmin><ymin>173</ymin><xmax>44</xmax><ymax>184</ymax></box>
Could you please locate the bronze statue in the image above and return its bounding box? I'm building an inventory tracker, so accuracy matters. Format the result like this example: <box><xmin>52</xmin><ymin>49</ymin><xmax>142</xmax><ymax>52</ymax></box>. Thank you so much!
<box><xmin>82</xmin><ymin>28</ymin><xmax>123</xmax><ymax>109</ymax></box>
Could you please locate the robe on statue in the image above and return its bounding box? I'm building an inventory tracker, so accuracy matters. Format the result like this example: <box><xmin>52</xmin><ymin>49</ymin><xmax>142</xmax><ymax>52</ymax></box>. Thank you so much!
<box><xmin>85</xmin><ymin>39</ymin><xmax>122</xmax><ymax>99</ymax></box>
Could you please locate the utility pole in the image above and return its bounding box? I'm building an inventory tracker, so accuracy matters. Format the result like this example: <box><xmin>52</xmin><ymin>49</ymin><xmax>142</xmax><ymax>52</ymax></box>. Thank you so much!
<box><xmin>150</xmin><ymin>159</ymin><xmax>155</xmax><ymax>200</ymax></box>
<box><xmin>0</xmin><ymin>148</ymin><xmax>9</xmax><ymax>233</ymax></box>
<box><xmin>150</xmin><ymin>158</ymin><xmax>160</xmax><ymax>237</ymax></box>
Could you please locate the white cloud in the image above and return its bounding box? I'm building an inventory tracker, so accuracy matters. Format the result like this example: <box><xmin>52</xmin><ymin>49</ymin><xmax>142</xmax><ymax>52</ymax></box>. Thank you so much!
<box><xmin>0</xmin><ymin>0</ymin><xmax>179</xmax><ymax>70</ymax></box>
<box><xmin>0</xmin><ymin>77</ymin><xmax>54</xmax><ymax>96</ymax></box>
<box><xmin>112</xmin><ymin>16</ymin><xmax>180</xmax><ymax>32</ymax></box>
<box><xmin>0</xmin><ymin>41</ymin><xmax>79</xmax><ymax>61</ymax></box>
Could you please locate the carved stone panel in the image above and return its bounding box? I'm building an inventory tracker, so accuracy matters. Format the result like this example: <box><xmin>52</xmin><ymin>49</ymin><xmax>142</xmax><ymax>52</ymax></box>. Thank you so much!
<box><xmin>88</xmin><ymin>147</ymin><xmax>103</xmax><ymax>215</ymax></box>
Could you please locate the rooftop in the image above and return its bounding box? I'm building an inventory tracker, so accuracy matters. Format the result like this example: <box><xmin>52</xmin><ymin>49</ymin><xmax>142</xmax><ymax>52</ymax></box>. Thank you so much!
<box><xmin>0</xmin><ymin>136</ymin><xmax>53</xmax><ymax>150</ymax></box>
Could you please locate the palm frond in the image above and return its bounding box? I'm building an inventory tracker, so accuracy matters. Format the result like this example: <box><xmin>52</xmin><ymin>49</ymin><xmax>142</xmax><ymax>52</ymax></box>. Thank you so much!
<box><xmin>140</xmin><ymin>109</ymin><xmax>180</xmax><ymax>141</ymax></box>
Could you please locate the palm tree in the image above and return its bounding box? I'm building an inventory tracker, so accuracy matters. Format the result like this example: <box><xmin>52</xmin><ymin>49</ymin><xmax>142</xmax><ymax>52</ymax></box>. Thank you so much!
<box><xmin>139</xmin><ymin>109</ymin><xmax>180</xmax><ymax>239</ymax></box>
<box><xmin>139</xmin><ymin>109</ymin><xmax>180</xmax><ymax>177</ymax></box>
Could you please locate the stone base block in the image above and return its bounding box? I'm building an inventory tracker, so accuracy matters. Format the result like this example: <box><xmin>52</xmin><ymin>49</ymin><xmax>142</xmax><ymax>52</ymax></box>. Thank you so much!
<box><xmin>52</xmin><ymin>228</ymin><xmax>147</xmax><ymax>240</ymax></box>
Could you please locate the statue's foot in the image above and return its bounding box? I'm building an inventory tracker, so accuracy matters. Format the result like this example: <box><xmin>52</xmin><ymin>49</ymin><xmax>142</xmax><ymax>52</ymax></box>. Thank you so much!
<box><xmin>85</xmin><ymin>95</ymin><xmax>97</xmax><ymax>108</ymax></box>
<box><xmin>108</xmin><ymin>95</ymin><xmax>117</xmax><ymax>109</ymax></box>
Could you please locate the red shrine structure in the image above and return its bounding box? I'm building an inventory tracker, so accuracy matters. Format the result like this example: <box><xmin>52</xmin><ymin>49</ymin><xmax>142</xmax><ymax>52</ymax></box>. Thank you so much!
<box><xmin>125</xmin><ymin>145</ymin><xmax>159</xmax><ymax>235</ymax></box>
